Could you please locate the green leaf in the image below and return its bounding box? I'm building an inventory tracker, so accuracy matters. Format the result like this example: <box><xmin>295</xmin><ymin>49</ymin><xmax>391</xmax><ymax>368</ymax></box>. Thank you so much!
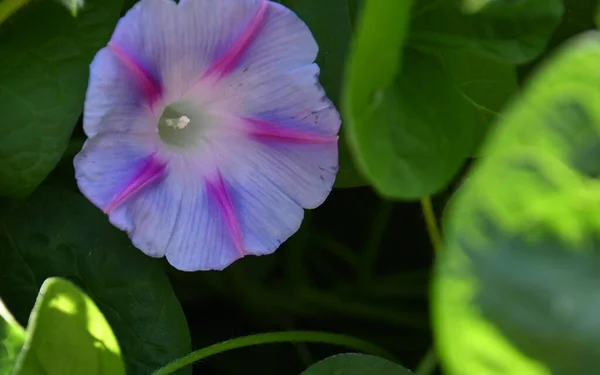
<box><xmin>0</xmin><ymin>0</ymin><xmax>31</xmax><ymax>23</ymax></box>
<box><xmin>300</xmin><ymin>353</ymin><xmax>414</xmax><ymax>375</ymax></box>
<box><xmin>434</xmin><ymin>32</ymin><xmax>600</xmax><ymax>375</ymax></box>
<box><xmin>278</xmin><ymin>0</ymin><xmax>366</xmax><ymax>188</ymax></box>
<box><xmin>437</xmin><ymin>49</ymin><xmax>518</xmax><ymax>153</ymax></box>
<box><xmin>461</xmin><ymin>0</ymin><xmax>501</xmax><ymax>13</ymax></box>
<box><xmin>410</xmin><ymin>0</ymin><xmax>564</xmax><ymax>64</ymax></box>
<box><xmin>343</xmin><ymin>0</ymin><xmax>477</xmax><ymax>199</ymax></box>
<box><xmin>56</xmin><ymin>0</ymin><xmax>85</xmax><ymax>16</ymax></box>
<box><xmin>0</xmin><ymin>0</ymin><xmax>122</xmax><ymax>199</ymax></box>
<box><xmin>12</xmin><ymin>278</ymin><xmax>126</xmax><ymax>375</ymax></box>
<box><xmin>0</xmin><ymin>299</ymin><xmax>25</xmax><ymax>375</ymax></box>
<box><xmin>0</xmin><ymin>186</ymin><xmax>192</xmax><ymax>375</ymax></box>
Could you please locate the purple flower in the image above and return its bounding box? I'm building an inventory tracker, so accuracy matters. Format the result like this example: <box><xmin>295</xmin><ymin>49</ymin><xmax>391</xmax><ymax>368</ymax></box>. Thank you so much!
<box><xmin>74</xmin><ymin>0</ymin><xmax>339</xmax><ymax>271</ymax></box>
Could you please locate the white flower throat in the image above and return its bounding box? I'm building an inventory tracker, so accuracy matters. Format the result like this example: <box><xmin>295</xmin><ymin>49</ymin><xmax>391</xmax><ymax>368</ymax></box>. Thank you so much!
<box><xmin>158</xmin><ymin>102</ymin><xmax>207</xmax><ymax>148</ymax></box>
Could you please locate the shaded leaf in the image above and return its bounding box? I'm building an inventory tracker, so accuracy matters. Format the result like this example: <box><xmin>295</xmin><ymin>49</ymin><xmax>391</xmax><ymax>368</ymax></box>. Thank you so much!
<box><xmin>0</xmin><ymin>0</ymin><xmax>121</xmax><ymax>198</ymax></box>
<box><xmin>0</xmin><ymin>186</ymin><xmax>191</xmax><ymax>375</ymax></box>
<box><xmin>13</xmin><ymin>278</ymin><xmax>125</xmax><ymax>375</ymax></box>
<box><xmin>461</xmin><ymin>0</ymin><xmax>505</xmax><ymax>13</ymax></box>
<box><xmin>0</xmin><ymin>299</ymin><xmax>25</xmax><ymax>375</ymax></box>
<box><xmin>343</xmin><ymin>0</ymin><xmax>476</xmax><ymax>199</ymax></box>
<box><xmin>434</xmin><ymin>32</ymin><xmax>600</xmax><ymax>375</ymax></box>
<box><xmin>301</xmin><ymin>353</ymin><xmax>414</xmax><ymax>375</ymax></box>
<box><xmin>437</xmin><ymin>49</ymin><xmax>518</xmax><ymax>152</ymax></box>
<box><xmin>410</xmin><ymin>0</ymin><xmax>564</xmax><ymax>63</ymax></box>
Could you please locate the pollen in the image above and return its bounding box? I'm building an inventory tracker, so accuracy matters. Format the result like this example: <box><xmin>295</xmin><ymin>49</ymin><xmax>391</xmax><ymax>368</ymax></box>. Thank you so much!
<box><xmin>165</xmin><ymin>115</ymin><xmax>191</xmax><ymax>130</ymax></box>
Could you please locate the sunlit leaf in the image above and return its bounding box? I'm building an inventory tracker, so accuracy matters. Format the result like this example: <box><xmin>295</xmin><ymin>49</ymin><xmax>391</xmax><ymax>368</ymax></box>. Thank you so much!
<box><xmin>57</xmin><ymin>0</ymin><xmax>85</xmax><ymax>16</ymax></box>
<box><xmin>435</xmin><ymin>32</ymin><xmax>600</xmax><ymax>375</ymax></box>
<box><xmin>0</xmin><ymin>186</ymin><xmax>191</xmax><ymax>375</ymax></box>
<box><xmin>12</xmin><ymin>277</ymin><xmax>126</xmax><ymax>375</ymax></box>
<box><xmin>0</xmin><ymin>299</ymin><xmax>25</xmax><ymax>375</ymax></box>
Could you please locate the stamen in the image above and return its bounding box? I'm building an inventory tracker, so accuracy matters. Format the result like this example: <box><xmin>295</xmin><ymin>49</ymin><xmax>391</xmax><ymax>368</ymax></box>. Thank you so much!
<box><xmin>158</xmin><ymin>102</ymin><xmax>210</xmax><ymax>148</ymax></box>
<box><xmin>165</xmin><ymin>115</ymin><xmax>191</xmax><ymax>129</ymax></box>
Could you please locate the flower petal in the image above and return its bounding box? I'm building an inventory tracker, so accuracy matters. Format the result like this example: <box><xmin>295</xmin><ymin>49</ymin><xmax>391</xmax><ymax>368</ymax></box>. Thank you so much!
<box><xmin>115</xmin><ymin>164</ymin><xmax>243</xmax><ymax>270</ymax></box>
<box><xmin>74</xmin><ymin>133</ymin><xmax>164</xmax><ymax>211</ymax></box>
<box><xmin>75</xmin><ymin>133</ymin><xmax>185</xmax><ymax>261</ymax></box>
<box><xmin>110</xmin><ymin>0</ymin><xmax>269</xmax><ymax>99</ymax></box>
<box><xmin>78</xmin><ymin>0</ymin><xmax>341</xmax><ymax>271</ymax></box>
<box><xmin>190</xmin><ymin>1</ymin><xmax>333</xmax><ymax>137</ymax></box>
<box><xmin>202</xmin><ymin>63</ymin><xmax>340</xmax><ymax>138</ymax></box>
<box><xmin>84</xmin><ymin>48</ymin><xmax>157</xmax><ymax>137</ymax></box>
<box><xmin>210</xmin><ymin>135</ymin><xmax>337</xmax><ymax>255</ymax></box>
<box><xmin>109</xmin><ymin>175</ymin><xmax>180</xmax><ymax>259</ymax></box>
<box><xmin>160</xmin><ymin>160</ymin><xmax>243</xmax><ymax>271</ymax></box>
<box><xmin>196</xmin><ymin>0</ymin><xmax>316</xmax><ymax>81</ymax></box>
<box><xmin>76</xmin><ymin>136</ymin><xmax>242</xmax><ymax>269</ymax></box>
<box><xmin>220</xmin><ymin>138</ymin><xmax>338</xmax><ymax>208</ymax></box>
<box><xmin>127</xmin><ymin>133</ymin><xmax>337</xmax><ymax>268</ymax></box>
<box><xmin>221</xmin><ymin>165</ymin><xmax>304</xmax><ymax>255</ymax></box>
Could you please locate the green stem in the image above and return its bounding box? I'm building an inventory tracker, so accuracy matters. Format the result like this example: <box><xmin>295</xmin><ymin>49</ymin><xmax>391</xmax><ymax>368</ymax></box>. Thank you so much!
<box><xmin>415</xmin><ymin>347</ymin><xmax>437</xmax><ymax>375</ymax></box>
<box><xmin>150</xmin><ymin>331</ymin><xmax>398</xmax><ymax>375</ymax></box>
<box><xmin>417</xmin><ymin>199</ymin><xmax>441</xmax><ymax>374</ymax></box>
<box><xmin>420</xmin><ymin>197</ymin><xmax>442</xmax><ymax>254</ymax></box>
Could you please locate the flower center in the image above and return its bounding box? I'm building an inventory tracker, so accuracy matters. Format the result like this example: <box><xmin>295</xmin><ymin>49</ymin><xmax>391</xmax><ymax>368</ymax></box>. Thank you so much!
<box><xmin>158</xmin><ymin>102</ymin><xmax>207</xmax><ymax>148</ymax></box>
<box><xmin>164</xmin><ymin>115</ymin><xmax>190</xmax><ymax>130</ymax></box>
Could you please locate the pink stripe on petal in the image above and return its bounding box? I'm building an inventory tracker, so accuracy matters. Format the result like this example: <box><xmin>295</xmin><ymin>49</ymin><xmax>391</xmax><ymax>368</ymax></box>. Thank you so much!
<box><xmin>206</xmin><ymin>171</ymin><xmax>246</xmax><ymax>257</ymax></box>
<box><xmin>105</xmin><ymin>156</ymin><xmax>166</xmax><ymax>214</ymax></box>
<box><xmin>201</xmin><ymin>0</ymin><xmax>268</xmax><ymax>80</ymax></box>
<box><xmin>245</xmin><ymin>117</ymin><xmax>339</xmax><ymax>144</ymax></box>
<box><xmin>108</xmin><ymin>43</ymin><xmax>162</xmax><ymax>107</ymax></box>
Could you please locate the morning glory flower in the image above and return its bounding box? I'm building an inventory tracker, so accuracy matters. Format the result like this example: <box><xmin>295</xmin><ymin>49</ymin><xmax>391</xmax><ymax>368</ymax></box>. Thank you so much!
<box><xmin>74</xmin><ymin>0</ymin><xmax>340</xmax><ymax>271</ymax></box>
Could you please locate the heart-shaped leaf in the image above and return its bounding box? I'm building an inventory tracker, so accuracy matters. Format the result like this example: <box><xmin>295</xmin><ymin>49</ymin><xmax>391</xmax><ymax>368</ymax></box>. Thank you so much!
<box><xmin>0</xmin><ymin>299</ymin><xmax>25</xmax><ymax>375</ymax></box>
<box><xmin>12</xmin><ymin>277</ymin><xmax>126</xmax><ymax>375</ymax></box>
<box><xmin>0</xmin><ymin>186</ymin><xmax>191</xmax><ymax>375</ymax></box>
<box><xmin>0</xmin><ymin>0</ymin><xmax>121</xmax><ymax>198</ymax></box>
<box><xmin>435</xmin><ymin>32</ymin><xmax>600</xmax><ymax>375</ymax></box>
<box><xmin>343</xmin><ymin>0</ymin><xmax>477</xmax><ymax>199</ymax></box>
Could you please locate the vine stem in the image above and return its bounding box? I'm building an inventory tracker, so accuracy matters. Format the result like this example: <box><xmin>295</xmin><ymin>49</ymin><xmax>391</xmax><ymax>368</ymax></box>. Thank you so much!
<box><xmin>418</xmin><ymin>198</ymin><xmax>441</xmax><ymax>374</ymax></box>
<box><xmin>150</xmin><ymin>331</ymin><xmax>399</xmax><ymax>375</ymax></box>
<box><xmin>420</xmin><ymin>197</ymin><xmax>442</xmax><ymax>254</ymax></box>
